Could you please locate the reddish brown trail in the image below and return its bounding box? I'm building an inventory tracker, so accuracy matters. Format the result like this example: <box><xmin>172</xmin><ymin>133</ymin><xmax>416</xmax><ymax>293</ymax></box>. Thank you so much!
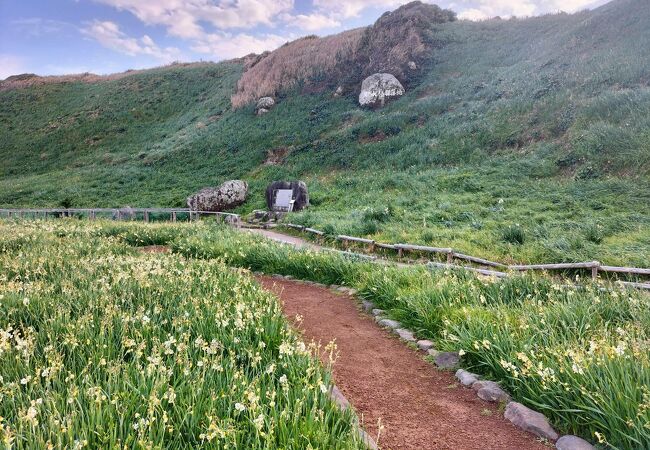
<box><xmin>257</xmin><ymin>276</ymin><xmax>548</xmax><ymax>450</ymax></box>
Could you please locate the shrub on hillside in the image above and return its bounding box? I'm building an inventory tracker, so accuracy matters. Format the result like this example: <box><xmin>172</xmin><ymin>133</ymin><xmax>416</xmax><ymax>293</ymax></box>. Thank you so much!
<box><xmin>500</xmin><ymin>224</ymin><xmax>526</xmax><ymax>245</ymax></box>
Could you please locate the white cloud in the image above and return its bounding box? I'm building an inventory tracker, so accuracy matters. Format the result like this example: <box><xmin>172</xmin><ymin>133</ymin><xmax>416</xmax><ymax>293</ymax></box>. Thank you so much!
<box><xmin>312</xmin><ymin>0</ymin><xmax>404</xmax><ymax>19</ymax></box>
<box><xmin>452</xmin><ymin>0</ymin><xmax>606</xmax><ymax>20</ymax></box>
<box><xmin>92</xmin><ymin>0</ymin><xmax>294</xmax><ymax>38</ymax></box>
<box><xmin>0</xmin><ymin>54</ymin><xmax>27</xmax><ymax>79</ymax></box>
<box><xmin>281</xmin><ymin>13</ymin><xmax>341</xmax><ymax>31</ymax></box>
<box><xmin>81</xmin><ymin>20</ymin><xmax>180</xmax><ymax>61</ymax></box>
<box><xmin>11</xmin><ymin>18</ymin><xmax>74</xmax><ymax>37</ymax></box>
<box><xmin>312</xmin><ymin>0</ymin><xmax>605</xmax><ymax>22</ymax></box>
<box><xmin>191</xmin><ymin>32</ymin><xmax>291</xmax><ymax>59</ymax></box>
<box><xmin>458</xmin><ymin>8</ymin><xmax>489</xmax><ymax>20</ymax></box>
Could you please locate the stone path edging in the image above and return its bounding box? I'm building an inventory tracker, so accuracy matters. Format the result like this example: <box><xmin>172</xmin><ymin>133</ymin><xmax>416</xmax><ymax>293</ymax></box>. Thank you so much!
<box><xmin>358</xmin><ymin>292</ymin><xmax>596</xmax><ymax>450</ymax></box>
<box><xmin>328</xmin><ymin>384</ymin><xmax>379</xmax><ymax>450</ymax></box>
<box><xmin>268</xmin><ymin>273</ymin><xmax>596</xmax><ymax>450</ymax></box>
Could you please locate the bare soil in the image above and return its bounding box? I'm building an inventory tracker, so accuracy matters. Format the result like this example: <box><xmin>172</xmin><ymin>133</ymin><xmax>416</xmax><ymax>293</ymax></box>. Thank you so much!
<box><xmin>257</xmin><ymin>276</ymin><xmax>549</xmax><ymax>450</ymax></box>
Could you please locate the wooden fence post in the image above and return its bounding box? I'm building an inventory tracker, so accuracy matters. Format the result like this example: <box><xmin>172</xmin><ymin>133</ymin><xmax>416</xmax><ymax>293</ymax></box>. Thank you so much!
<box><xmin>592</xmin><ymin>261</ymin><xmax>600</xmax><ymax>280</ymax></box>
<box><xmin>447</xmin><ymin>250</ymin><xmax>454</xmax><ymax>264</ymax></box>
<box><xmin>144</xmin><ymin>211</ymin><xmax>150</xmax><ymax>222</ymax></box>
<box><xmin>171</xmin><ymin>211</ymin><xmax>177</xmax><ymax>222</ymax></box>
<box><xmin>369</xmin><ymin>240</ymin><xmax>375</xmax><ymax>253</ymax></box>
<box><xmin>397</xmin><ymin>246</ymin><xmax>403</xmax><ymax>259</ymax></box>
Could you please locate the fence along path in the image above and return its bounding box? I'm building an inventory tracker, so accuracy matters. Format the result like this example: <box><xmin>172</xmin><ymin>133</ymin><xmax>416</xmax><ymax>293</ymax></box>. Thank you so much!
<box><xmin>284</xmin><ymin>224</ymin><xmax>650</xmax><ymax>291</ymax></box>
<box><xmin>1</xmin><ymin>209</ymin><xmax>646</xmax><ymax>290</ymax></box>
<box><xmin>0</xmin><ymin>208</ymin><xmax>241</xmax><ymax>224</ymax></box>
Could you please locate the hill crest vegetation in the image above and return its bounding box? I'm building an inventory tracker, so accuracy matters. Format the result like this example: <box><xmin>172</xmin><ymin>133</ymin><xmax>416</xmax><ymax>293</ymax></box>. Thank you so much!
<box><xmin>0</xmin><ymin>0</ymin><xmax>649</xmax><ymax>266</ymax></box>
<box><xmin>231</xmin><ymin>1</ymin><xmax>456</xmax><ymax>107</ymax></box>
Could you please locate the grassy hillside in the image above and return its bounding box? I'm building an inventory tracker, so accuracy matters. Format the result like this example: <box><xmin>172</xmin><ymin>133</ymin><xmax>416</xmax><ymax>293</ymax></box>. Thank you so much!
<box><xmin>1</xmin><ymin>0</ymin><xmax>649</xmax><ymax>265</ymax></box>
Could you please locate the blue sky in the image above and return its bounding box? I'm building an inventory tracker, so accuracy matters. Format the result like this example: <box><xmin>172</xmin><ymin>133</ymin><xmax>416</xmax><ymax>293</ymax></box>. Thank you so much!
<box><xmin>0</xmin><ymin>0</ymin><xmax>608</xmax><ymax>79</ymax></box>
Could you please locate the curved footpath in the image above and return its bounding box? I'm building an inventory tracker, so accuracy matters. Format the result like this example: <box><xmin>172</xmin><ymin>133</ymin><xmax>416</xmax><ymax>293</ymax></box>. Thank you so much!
<box><xmin>257</xmin><ymin>275</ymin><xmax>548</xmax><ymax>450</ymax></box>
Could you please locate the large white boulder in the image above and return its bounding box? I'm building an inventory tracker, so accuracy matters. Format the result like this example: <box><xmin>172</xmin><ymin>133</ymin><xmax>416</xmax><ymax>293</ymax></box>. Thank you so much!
<box><xmin>187</xmin><ymin>180</ymin><xmax>248</xmax><ymax>212</ymax></box>
<box><xmin>358</xmin><ymin>73</ymin><xmax>405</xmax><ymax>107</ymax></box>
<box><xmin>256</xmin><ymin>97</ymin><xmax>275</xmax><ymax>110</ymax></box>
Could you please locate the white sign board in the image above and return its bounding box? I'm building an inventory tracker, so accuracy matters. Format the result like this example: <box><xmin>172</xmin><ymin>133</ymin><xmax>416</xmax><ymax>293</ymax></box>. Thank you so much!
<box><xmin>274</xmin><ymin>189</ymin><xmax>294</xmax><ymax>211</ymax></box>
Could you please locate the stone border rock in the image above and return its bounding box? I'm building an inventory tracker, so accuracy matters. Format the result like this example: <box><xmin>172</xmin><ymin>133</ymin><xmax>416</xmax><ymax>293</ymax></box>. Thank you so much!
<box><xmin>265</xmin><ymin>275</ymin><xmax>596</xmax><ymax>450</ymax></box>
<box><xmin>328</xmin><ymin>385</ymin><xmax>379</xmax><ymax>450</ymax></box>
<box><xmin>358</xmin><ymin>295</ymin><xmax>596</xmax><ymax>450</ymax></box>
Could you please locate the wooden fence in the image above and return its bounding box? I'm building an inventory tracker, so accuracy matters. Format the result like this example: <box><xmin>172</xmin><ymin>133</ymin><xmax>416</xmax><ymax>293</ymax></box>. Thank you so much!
<box><xmin>0</xmin><ymin>208</ymin><xmax>241</xmax><ymax>225</ymax></box>
<box><xmin>284</xmin><ymin>223</ymin><xmax>650</xmax><ymax>290</ymax></box>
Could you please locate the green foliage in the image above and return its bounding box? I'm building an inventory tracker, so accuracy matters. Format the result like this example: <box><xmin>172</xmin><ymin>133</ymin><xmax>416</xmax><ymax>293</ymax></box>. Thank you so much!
<box><xmin>500</xmin><ymin>224</ymin><xmax>526</xmax><ymax>245</ymax></box>
<box><xmin>0</xmin><ymin>2</ymin><xmax>649</xmax><ymax>267</ymax></box>
<box><xmin>0</xmin><ymin>220</ymin><xmax>364</xmax><ymax>449</ymax></box>
<box><xmin>130</xmin><ymin>221</ymin><xmax>648</xmax><ymax>449</ymax></box>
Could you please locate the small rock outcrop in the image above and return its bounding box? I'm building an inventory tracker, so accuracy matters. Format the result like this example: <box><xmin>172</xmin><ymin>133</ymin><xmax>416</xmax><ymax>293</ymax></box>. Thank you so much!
<box><xmin>359</xmin><ymin>73</ymin><xmax>405</xmax><ymax>108</ymax></box>
<box><xmin>265</xmin><ymin>181</ymin><xmax>309</xmax><ymax>211</ymax></box>
<box><xmin>555</xmin><ymin>435</ymin><xmax>595</xmax><ymax>450</ymax></box>
<box><xmin>255</xmin><ymin>97</ymin><xmax>275</xmax><ymax>115</ymax></box>
<box><xmin>408</xmin><ymin>61</ymin><xmax>417</xmax><ymax>70</ymax></box>
<box><xmin>187</xmin><ymin>180</ymin><xmax>248</xmax><ymax>212</ymax></box>
<box><xmin>417</xmin><ymin>340</ymin><xmax>434</xmax><ymax>351</ymax></box>
<box><xmin>504</xmin><ymin>402</ymin><xmax>559</xmax><ymax>441</ymax></box>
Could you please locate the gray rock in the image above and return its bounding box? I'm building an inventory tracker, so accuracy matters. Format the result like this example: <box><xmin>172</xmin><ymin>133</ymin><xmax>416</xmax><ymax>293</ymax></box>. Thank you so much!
<box><xmin>334</xmin><ymin>86</ymin><xmax>344</xmax><ymax>97</ymax></box>
<box><xmin>362</xmin><ymin>301</ymin><xmax>375</xmax><ymax>312</ymax></box>
<box><xmin>455</xmin><ymin>369</ymin><xmax>479</xmax><ymax>387</ymax></box>
<box><xmin>112</xmin><ymin>206</ymin><xmax>135</xmax><ymax>221</ymax></box>
<box><xmin>256</xmin><ymin>96</ymin><xmax>275</xmax><ymax>110</ymax></box>
<box><xmin>328</xmin><ymin>385</ymin><xmax>349</xmax><ymax>411</ymax></box>
<box><xmin>378</xmin><ymin>319</ymin><xmax>401</xmax><ymax>329</ymax></box>
<box><xmin>395</xmin><ymin>328</ymin><xmax>416</xmax><ymax>342</ymax></box>
<box><xmin>371</xmin><ymin>308</ymin><xmax>385</xmax><ymax>316</ymax></box>
<box><xmin>434</xmin><ymin>351</ymin><xmax>460</xmax><ymax>369</ymax></box>
<box><xmin>187</xmin><ymin>180</ymin><xmax>248</xmax><ymax>212</ymax></box>
<box><xmin>408</xmin><ymin>60</ymin><xmax>417</xmax><ymax>70</ymax></box>
<box><xmin>504</xmin><ymin>402</ymin><xmax>559</xmax><ymax>441</ymax></box>
<box><xmin>358</xmin><ymin>73</ymin><xmax>405</xmax><ymax>108</ymax></box>
<box><xmin>284</xmin><ymin>275</ymin><xmax>294</xmax><ymax>280</ymax></box>
<box><xmin>417</xmin><ymin>340</ymin><xmax>435</xmax><ymax>351</ymax></box>
<box><xmin>427</xmin><ymin>348</ymin><xmax>440</xmax><ymax>358</ymax></box>
<box><xmin>358</xmin><ymin>428</ymin><xmax>378</xmax><ymax>450</ymax></box>
<box><xmin>473</xmin><ymin>380</ymin><xmax>510</xmax><ymax>403</ymax></box>
<box><xmin>556</xmin><ymin>435</ymin><xmax>595</xmax><ymax>450</ymax></box>
<box><xmin>265</xmin><ymin>181</ymin><xmax>309</xmax><ymax>211</ymax></box>
<box><xmin>347</xmin><ymin>288</ymin><xmax>358</xmax><ymax>296</ymax></box>
<box><xmin>256</xmin><ymin>107</ymin><xmax>269</xmax><ymax>116</ymax></box>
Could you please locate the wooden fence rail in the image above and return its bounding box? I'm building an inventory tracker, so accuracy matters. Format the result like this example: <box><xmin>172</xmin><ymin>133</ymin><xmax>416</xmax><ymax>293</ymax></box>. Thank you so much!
<box><xmin>285</xmin><ymin>223</ymin><xmax>649</xmax><ymax>288</ymax></box>
<box><xmin>0</xmin><ymin>208</ymin><xmax>241</xmax><ymax>225</ymax></box>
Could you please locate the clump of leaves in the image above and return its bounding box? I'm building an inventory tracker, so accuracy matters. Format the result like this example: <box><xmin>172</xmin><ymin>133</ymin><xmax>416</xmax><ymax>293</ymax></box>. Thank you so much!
<box><xmin>500</xmin><ymin>224</ymin><xmax>526</xmax><ymax>245</ymax></box>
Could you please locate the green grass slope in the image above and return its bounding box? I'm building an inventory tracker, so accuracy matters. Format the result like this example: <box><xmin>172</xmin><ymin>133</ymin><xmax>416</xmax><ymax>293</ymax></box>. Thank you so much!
<box><xmin>0</xmin><ymin>0</ymin><xmax>648</xmax><ymax>265</ymax></box>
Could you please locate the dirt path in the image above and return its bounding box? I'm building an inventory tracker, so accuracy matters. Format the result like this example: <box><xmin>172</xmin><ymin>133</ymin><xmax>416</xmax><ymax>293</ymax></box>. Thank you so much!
<box><xmin>245</xmin><ymin>228</ymin><xmax>323</xmax><ymax>250</ymax></box>
<box><xmin>257</xmin><ymin>276</ymin><xmax>548</xmax><ymax>450</ymax></box>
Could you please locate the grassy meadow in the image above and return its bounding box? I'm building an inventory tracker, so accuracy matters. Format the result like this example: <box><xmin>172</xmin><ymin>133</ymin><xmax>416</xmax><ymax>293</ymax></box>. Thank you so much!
<box><xmin>71</xmin><ymin>219</ymin><xmax>649</xmax><ymax>450</ymax></box>
<box><xmin>1</xmin><ymin>0</ymin><xmax>649</xmax><ymax>267</ymax></box>
<box><xmin>0</xmin><ymin>220</ymin><xmax>365</xmax><ymax>449</ymax></box>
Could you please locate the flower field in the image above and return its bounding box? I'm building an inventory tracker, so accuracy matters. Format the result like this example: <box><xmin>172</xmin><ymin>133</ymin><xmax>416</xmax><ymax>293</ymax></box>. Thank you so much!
<box><xmin>167</xmin><ymin>222</ymin><xmax>649</xmax><ymax>449</ymax></box>
<box><xmin>0</xmin><ymin>221</ymin><xmax>364</xmax><ymax>449</ymax></box>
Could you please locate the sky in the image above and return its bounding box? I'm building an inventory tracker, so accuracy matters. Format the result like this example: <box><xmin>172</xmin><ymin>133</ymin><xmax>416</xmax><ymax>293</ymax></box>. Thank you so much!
<box><xmin>0</xmin><ymin>0</ymin><xmax>609</xmax><ymax>79</ymax></box>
